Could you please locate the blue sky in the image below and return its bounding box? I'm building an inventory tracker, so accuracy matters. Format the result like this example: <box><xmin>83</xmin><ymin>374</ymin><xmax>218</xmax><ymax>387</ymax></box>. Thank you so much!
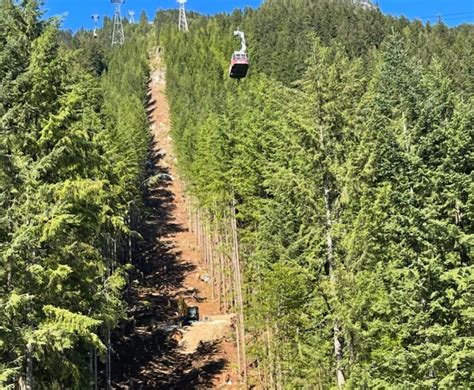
<box><xmin>42</xmin><ymin>0</ymin><xmax>474</xmax><ymax>31</ymax></box>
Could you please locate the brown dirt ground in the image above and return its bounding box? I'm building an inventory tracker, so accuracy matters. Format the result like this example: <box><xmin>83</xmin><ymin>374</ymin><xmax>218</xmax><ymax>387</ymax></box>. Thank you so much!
<box><xmin>149</xmin><ymin>56</ymin><xmax>240</xmax><ymax>387</ymax></box>
<box><xmin>110</xmin><ymin>53</ymin><xmax>239</xmax><ymax>389</ymax></box>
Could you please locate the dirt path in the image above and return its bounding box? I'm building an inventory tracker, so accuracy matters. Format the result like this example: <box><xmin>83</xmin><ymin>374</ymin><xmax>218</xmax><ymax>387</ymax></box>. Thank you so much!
<box><xmin>110</xmin><ymin>55</ymin><xmax>239</xmax><ymax>389</ymax></box>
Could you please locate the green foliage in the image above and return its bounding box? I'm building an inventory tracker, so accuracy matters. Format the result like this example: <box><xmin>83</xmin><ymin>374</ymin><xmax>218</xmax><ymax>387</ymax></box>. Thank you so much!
<box><xmin>157</xmin><ymin>2</ymin><xmax>473</xmax><ymax>388</ymax></box>
<box><xmin>0</xmin><ymin>0</ymin><xmax>472</xmax><ymax>387</ymax></box>
<box><xmin>0</xmin><ymin>1</ymin><xmax>150</xmax><ymax>387</ymax></box>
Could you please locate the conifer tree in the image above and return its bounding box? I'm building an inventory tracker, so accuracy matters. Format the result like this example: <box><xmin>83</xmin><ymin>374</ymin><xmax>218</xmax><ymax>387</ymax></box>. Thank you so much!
<box><xmin>1</xmin><ymin>0</ymin><xmax>472</xmax><ymax>386</ymax></box>
<box><xmin>156</xmin><ymin>4</ymin><xmax>472</xmax><ymax>387</ymax></box>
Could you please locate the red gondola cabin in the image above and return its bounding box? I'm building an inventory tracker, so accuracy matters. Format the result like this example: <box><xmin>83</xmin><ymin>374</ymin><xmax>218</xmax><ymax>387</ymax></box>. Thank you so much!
<box><xmin>229</xmin><ymin>52</ymin><xmax>249</xmax><ymax>79</ymax></box>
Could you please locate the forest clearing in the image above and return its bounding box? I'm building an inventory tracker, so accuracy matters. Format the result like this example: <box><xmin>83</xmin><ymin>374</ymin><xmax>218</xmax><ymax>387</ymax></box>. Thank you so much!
<box><xmin>109</xmin><ymin>57</ymin><xmax>240</xmax><ymax>388</ymax></box>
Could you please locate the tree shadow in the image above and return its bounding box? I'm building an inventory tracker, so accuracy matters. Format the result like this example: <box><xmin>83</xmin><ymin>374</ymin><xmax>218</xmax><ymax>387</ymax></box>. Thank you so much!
<box><xmin>109</xmin><ymin>139</ymin><xmax>229</xmax><ymax>389</ymax></box>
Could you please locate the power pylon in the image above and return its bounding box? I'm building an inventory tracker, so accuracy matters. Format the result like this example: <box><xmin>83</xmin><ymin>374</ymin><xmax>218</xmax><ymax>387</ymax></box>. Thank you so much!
<box><xmin>92</xmin><ymin>14</ymin><xmax>100</xmax><ymax>38</ymax></box>
<box><xmin>128</xmin><ymin>10</ymin><xmax>135</xmax><ymax>24</ymax></box>
<box><xmin>178</xmin><ymin>0</ymin><xmax>189</xmax><ymax>32</ymax></box>
<box><xmin>111</xmin><ymin>0</ymin><xmax>125</xmax><ymax>47</ymax></box>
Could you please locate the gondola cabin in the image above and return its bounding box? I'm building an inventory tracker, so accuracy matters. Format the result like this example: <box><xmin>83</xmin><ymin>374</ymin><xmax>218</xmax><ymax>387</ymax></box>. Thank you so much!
<box><xmin>229</xmin><ymin>52</ymin><xmax>249</xmax><ymax>79</ymax></box>
<box><xmin>229</xmin><ymin>30</ymin><xmax>249</xmax><ymax>79</ymax></box>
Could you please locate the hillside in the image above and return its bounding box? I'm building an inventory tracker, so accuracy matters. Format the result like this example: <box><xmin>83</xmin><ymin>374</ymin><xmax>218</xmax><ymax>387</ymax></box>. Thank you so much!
<box><xmin>157</xmin><ymin>1</ymin><xmax>473</xmax><ymax>388</ymax></box>
<box><xmin>0</xmin><ymin>0</ymin><xmax>472</xmax><ymax>389</ymax></box>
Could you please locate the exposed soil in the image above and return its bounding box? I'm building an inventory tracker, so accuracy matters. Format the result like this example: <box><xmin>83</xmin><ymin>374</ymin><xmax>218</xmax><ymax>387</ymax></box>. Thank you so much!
<box><xmin>110</xmin><ymin>54</ymin><xmax>239</xmax><ymax>389</ymax></box>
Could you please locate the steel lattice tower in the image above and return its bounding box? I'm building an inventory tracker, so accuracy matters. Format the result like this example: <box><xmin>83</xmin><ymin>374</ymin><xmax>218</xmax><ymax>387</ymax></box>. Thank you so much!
<box><xmin>178</xmin><ymin>0</ymin><xmax>189</xmax><ymax>32</ymax></box>
<box><xmin>111</xmin><ymin>0</ymin><xmax>125</xmax><ymax>47</ymax></box>
<box><xmin>128</xmin><ymin>10</ymin><xmax>135</xmax><ymax>24</ymax></box>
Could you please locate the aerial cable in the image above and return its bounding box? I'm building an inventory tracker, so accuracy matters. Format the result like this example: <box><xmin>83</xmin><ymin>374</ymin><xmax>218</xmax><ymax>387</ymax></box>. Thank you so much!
<box><xmin>416</xmin><ymin>10</ymin><xmax>474</xmax><ymax>19</ymax></box>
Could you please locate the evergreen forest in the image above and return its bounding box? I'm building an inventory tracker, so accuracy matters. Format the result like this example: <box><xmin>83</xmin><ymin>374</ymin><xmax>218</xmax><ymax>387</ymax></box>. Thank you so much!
<box><xmin>0</xmin><ymin>0</ymin><xmax>472</xmax><ymax>388</ymax></box>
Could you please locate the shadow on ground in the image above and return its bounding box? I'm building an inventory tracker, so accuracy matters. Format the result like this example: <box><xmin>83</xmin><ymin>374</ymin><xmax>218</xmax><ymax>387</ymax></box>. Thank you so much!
<box><xmin>109</xmin><ymin>116</ymin><xmax>228</xmax><ymax>389</ymax></box>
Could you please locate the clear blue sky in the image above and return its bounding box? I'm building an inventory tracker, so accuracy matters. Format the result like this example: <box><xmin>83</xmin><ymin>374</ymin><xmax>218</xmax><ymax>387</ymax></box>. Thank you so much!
<box><xmin>42</xmin><ymin>0</ymin><xmax>474</xmax><ymax>31</ymax></box>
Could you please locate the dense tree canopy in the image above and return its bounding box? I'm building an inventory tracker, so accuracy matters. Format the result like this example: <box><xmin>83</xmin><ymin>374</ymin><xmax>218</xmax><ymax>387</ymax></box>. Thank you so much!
<box><xmin>0</xmin><ymin>0</ymin><xmax>472</xmax><ymax>388</ymax></box>
<box><xmin>157</xmin><ymin>0</ymin><xmax>473</xmax><ymax>387</ymax></box>
<box><xmin>0</xmin><ymin>1</ymin><xmax>149</xmax><ymax>387</ymax></box>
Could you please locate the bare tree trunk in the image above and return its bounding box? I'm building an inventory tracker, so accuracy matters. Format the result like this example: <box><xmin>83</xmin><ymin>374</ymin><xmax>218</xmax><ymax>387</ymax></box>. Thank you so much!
<box><xmin>196</xmin><ymin>209</ymin><xmax>201</xmax><ymax>246</ymax></box>
<box><xmin>205</xmin><ymin>223</ymin><xmax>210</xmax><ymax>268</ymax></box>
<box><xmin>257</xmin><ymin>358</ymin><xmax>264</xmax><ymax>389</ymax></box>
<box><xmin>204</xmin><ymin>222</ymin><xmax>208</xmax><ymax>266</ymax></box>
<box><xmin>274</xmin><ymin>324</ymin><xmax>284</xmax><ymax>390</ymax></box>
<box><xmin>23</xmin><ymin>343</ymin><xmax>34</xmax><ymax>390</ymax></box>
<box><xmin>206</xmin><ymin>223</ymin><xmax>210</xmax><ymax>268</ymax></box>
<box><xmin>266</xmin><ymin>320</ymin><xmax>275</xmax><ymax>389</ymax></box>
<box><xmin>89</xmin><ymin>348</ymin><xmax>93</xmax><ymax>389</ymax></box>
<box><xmin>333</xmin><ymin>321</ymin><xmax>345</xmax><ymax>389</ymax></box>
<box><xmin>323</xmin><ymin>180</ymin><xmax>345</xmax><ymax>389</ymax></box>
<box><xmin>106</xmin><ymin>329</ymin><xmax>111</xmax><ymax>390</ymax></box>
<box><xmin>210</xmin><ymin>228</ymin><xmax>216</xmax><ymax>300</ymax></box>
<box><xmin>195</xmin><ymin>209</ymin><xmax>198</xmax><ymax>244</ymax></box>
<box><xmin>223</xmin><ymin>224</ymin><xmax>231</xmax><ymax>312</ymax></box>
<box><xmin>186</xmin><ymin>196</ymin><xmax>192</xmax><ymax>231</ymax></box>
<box><xmin>218</xmin><ymin>233</ymin><xmax>227</xmax><ymax>313</ymax></box>
<box><xmin>112</xmin><ymin>236</ymin><xmax>117</xmax><ymax>274</ymax></box>
<box><xmin>19</xmin><ymin>377</ymin><xmax>26</xmax><ymax>390</ymax></box>
<box><xmin>193</xmin><ymin>208</ymin><xmax>196</xmax><ymax>235</ymax></box>
<box><xmin>6</xmin><ymin>262</ymin><xmax>12</xmax><ymax>291</ymax></box>
<box><xmin>93</xmin><ymin>348</ymin><xmax>98</xmax><ymax>390</ymax></box>
<box><xmin>232</xmin><ymin>258</ymin><xmax>242</xmax><ymax>380</ymax></box>
<box><xmin>128</xmin><ymin>213</ymin><xmax>133</xmax><ymax>264</ymax></box>
<box><xmin>187</xmin><ymin>202</ymin><xmax>191</xmax><ymax>231</ymax></box>
<box><xmin>231</xmin><ymin>201</ymin><xmax>248</xmax><ymax>387</ymax></box>
<box><xmin>201</xmin><ymin>216</ymin><xmax>206</xmax><ymax>266</ymax></box>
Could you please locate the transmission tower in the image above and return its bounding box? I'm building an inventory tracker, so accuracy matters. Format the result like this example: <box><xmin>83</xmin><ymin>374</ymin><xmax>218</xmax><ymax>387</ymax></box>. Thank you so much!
<box><xmin>178</xmin><ymin>0</ymin><xmax>189</xmax><ymax>32</ymax></box>
<box><xmin>91</xmin><ymin>14</ymin><xmax>100</xmax><ymax>38</ymax></box>
<box><xmin>111</xmin><ymin>0</ymin><xmax>125</xmax><ymax>47</ymax></box>
<box><xmin>128</xmin><ymin>10</ymin><xmax>135</xmax><ymax>24</ymax></box>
